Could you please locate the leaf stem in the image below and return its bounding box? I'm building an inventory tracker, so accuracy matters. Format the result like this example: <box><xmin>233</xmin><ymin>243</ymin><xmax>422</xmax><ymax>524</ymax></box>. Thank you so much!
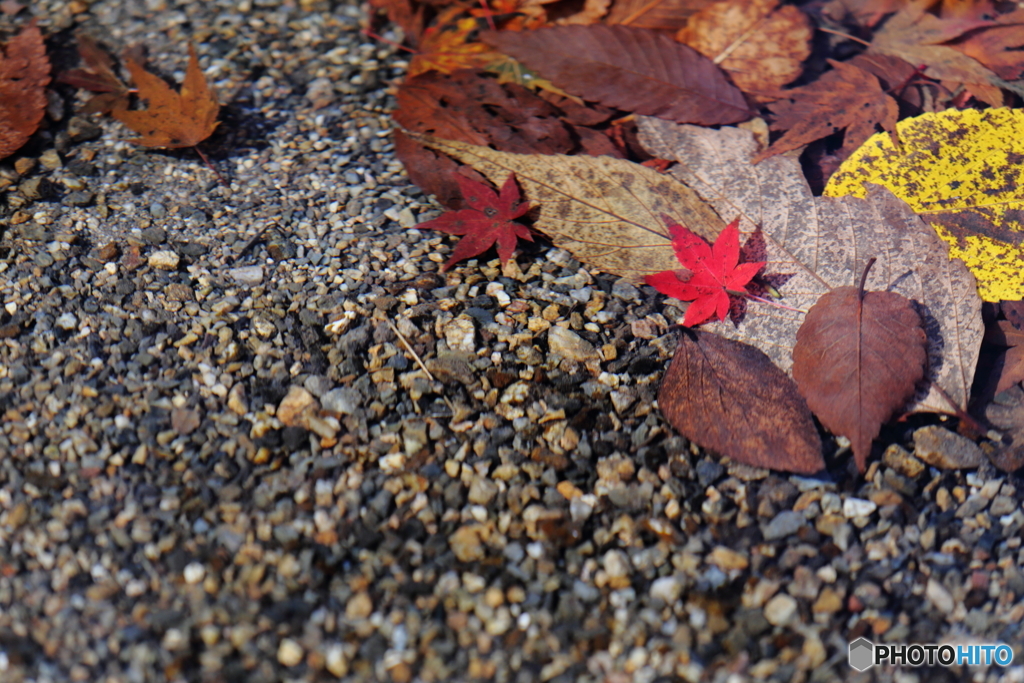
<box><xmin>817</xmin><ymin>27</ymin><xmax>871</xmax><ymax>46</ymax></box>
<box><xmin>192</xmin><ymin>145</ymin><xmax>227</xmax><ymax>187</ymax></box>
<box><xmin>858</xmin><ymin>257</ymin><xmax>877</xmax><ymax>300</ymax></box>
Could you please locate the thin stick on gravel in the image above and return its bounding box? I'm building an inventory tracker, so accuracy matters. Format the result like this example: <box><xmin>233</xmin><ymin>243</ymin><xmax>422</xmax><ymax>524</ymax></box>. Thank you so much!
<box><xmin>387</xmin><ymin>319</ymin><xmax>456</xmax><ymax>414</ymax></box>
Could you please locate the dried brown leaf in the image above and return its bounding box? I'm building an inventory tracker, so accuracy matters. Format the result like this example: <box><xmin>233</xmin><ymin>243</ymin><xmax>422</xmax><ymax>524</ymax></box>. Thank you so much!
<box><xmin>868</xmin><ymin>0</ymin><xmax>997</xmax><ymax>85</ymax></box>
<box><xmin>659</xmin><ymin>329</ymin><xmax>824</xmax><ymax>474</ymax></box>
<box><xmin>57</xmin><ymin>34</ymin><xmax>131</xmax><ymax>115</ymax></box>
<box><xmin>752</xmin><ymin>59</ymin><xmax>898</xmax><ymax>164</ymax></box>
<box><xmin>112</xmin><ymin>44</ymin><xmax>219</xmax><ymax>148</ymax></box>
<box><xmin>482</xmin><ymin>25</ymin><xmax>750</xmax><ymax>125</ymax></box>
<box><xmin>676</xmin><ymin>0</ymin><xmax>812</xmax><ymax>95</ymax></box>
<box><xmin>604</xmin><ymin>0</ymin><xmax>713</xmax><ymax>31</ymax></box>
<box><xmin>0</xmin><ymin>22</ymin><xmax>50</xmax><ymax>160</ymax></box>
<box><xmin>792</xmin><ymin>273</ymin><xmax>928</xmax><ymax>471</ymax></box>
<box><xmin>952</xmin><ymin>9</ymin><xmax>1024</xmax><ymax>81</ymax></box>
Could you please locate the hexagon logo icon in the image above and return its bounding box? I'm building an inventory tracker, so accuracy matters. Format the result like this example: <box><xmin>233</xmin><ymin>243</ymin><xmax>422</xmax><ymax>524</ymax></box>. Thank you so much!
<box><xmin>849</xmin><ymin>638</ymin><xmax>874</xmax><ymax>671</ymax></box>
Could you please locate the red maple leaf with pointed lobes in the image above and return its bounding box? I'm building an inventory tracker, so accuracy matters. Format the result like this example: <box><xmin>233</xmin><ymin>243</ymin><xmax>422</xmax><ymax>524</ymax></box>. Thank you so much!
<box><xmin>417</xmin><ymin>173</ymin><xmax>533</xmax><ymax>271</ymax></box>
<box><xmin>646</xmin><ymin>217</ymin><xmax>765</xmax><ymax>327</ymax></box>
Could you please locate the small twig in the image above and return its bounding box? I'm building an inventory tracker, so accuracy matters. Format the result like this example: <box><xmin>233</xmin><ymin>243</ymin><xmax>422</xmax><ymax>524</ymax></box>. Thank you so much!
<box><xmin>361</xmin><ymin>27</ymin><xmax>418</xmax><ymax>55</ymax></box>
<box><xmin>817</xmin><ymin>27</ymin><xmax>871</xmax><ymax>46</ymax></box>
<box><xmin>387</xmin><ymin>319</ymin><xmax>456</xmax><ymax>414</ymax></box>
<box><xmin>231</xmin><ymin>223</ymin><xmax>272</xmax><ymax>264</ymax></box>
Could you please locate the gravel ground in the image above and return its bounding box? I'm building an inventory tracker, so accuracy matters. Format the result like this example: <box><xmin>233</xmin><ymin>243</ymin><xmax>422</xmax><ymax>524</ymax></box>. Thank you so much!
<box><xmin>2</xmin><ymin>2</ymin><xmax>1024</xmax><ymax>682</ymax></box>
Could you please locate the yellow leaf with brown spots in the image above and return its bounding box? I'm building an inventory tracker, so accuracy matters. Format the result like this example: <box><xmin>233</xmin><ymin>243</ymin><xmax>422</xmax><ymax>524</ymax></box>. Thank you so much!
<box><xmin>825</xmin><ymin>107</ymin><xmax>1024</xmax><ymax>302</ymax></box>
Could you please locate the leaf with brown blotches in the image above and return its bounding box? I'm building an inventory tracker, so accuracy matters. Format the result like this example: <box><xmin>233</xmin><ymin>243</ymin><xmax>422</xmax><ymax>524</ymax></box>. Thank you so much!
<box><xmin>0</xmin><ymin>22</ymin><xmax>50</xmax><ymax>161</ymax></box>
<box><xmin>57</xmin><ymin>34</ymin><xmax>131</xmax><ymax>115</ymax></box>
<box><xmin>112</xmin><ymin>44</ymin><xmax>219</xmax><ymax>149</ymax></box>
<box><xmin>752</xmin><ymin>60</ymin><xmax>898</xmax><ymax>165</ymax></box>
<box><xmin>792</xmin><ymin>261</ymin><xmax>928</xmax><ymax>472</ymax></box>
<box><xmin>410</xmin><ymin>132</ymin><xmax>722</xmax><ymax>280</ymax></box>
<box><xmin>676</xmin><ymin>0</ymin><xmax>812</xmax><ymax>96</ymax></box>
<box><xmin>659</xmin><ymin>329</ymin><xmax>824</xmax><ymax>474</ymax></box>
<box><xmin>604</xmin><ymin>0</ymin><xmax>713</xmax><ymax>32</ymax></box>
<box><xmin>482</xmin><ymin>25</ymin><xmax>750</xmax><ymax>125</ymax></box>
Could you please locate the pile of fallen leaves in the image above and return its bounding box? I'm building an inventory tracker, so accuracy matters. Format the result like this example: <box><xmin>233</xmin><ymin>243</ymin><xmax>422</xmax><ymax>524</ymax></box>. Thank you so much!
<box><xmin>0</xmin><ymin>22</ymin><xmax>218</xmax><ymax>164</ymax></box>
<box><xmin>372</xmin><ymin>0</ymin><xmax>1024</xmax><ymax>475</ymax></box>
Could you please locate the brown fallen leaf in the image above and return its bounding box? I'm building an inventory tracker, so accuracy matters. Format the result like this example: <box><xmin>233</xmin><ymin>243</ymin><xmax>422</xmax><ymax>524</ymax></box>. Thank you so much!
<box><xmin>982</xmin><ymin>385</ymin><xmax>1024</xmax><ymax>472</ymax></box>
<box><xmin>659</xmin><ymin>329</ymin><xmax>824</xmax><ymax>474</ymax></box>
<box><xmin>752</xmin><ymin>59</ymin><xmax>898</xmax><ymax>164</ymax></box>
<box><xmin>952</xmin><ymin>9</ymin><xmax>1024</xmax><ymax>81</ymax></box>
<box><xmin>410</xmin><ymin>132</ymin><xmax>722</xmax><ymax>279</ymax></box>
<box><xmin>867</xmin><ymin>0</ymin><xmax>998</xmax><ymax>89</ymax></box>
<box><xmin>392</xmin><ymin>69</ymin><xmax>574</xmax><ymax>208</ymax></box>
<box><xmin>676</xmin><ymin>0</ymin><xmax>812</xmax><ymax>95</ymax></box>
<box><xmin>637</xmin><ymin>117</ymin><xmax>983</xmax><ymax>416</ymax></box>
<box><xmin>482</xmin><ymin>25</ymin><xmax>750</xmax><ymax>125</ymax></box>
<box><xmin>604</xmin><ymin>0</ymin><xmax>713</xmax><ymax>31</ymax></box>
<box><xmin>982</xmin><ymin>320</ymin><xmax>1024</xmax><ymax>395</ymax></box>
<box><xmin>791</xmin><ymin>259</ymin><xmax>929</xmax><ymax>472</ymax></box>
<box><xmin>57</xmin><ymin>34</ymin><xmax>130</xmax><ymax>114</ymax></box>
<box><xmin>0</xmin><ymin>22</ymin><xmax>50</xmax><ymax>161</ymax></box>
<box><xmin>112</xmin><ymin>44</ymin><xmax>219</xmax><ymax>149</ymax></box>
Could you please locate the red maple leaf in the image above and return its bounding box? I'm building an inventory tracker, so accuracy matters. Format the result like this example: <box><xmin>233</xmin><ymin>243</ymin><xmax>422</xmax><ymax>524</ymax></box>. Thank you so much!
<box><xmin>646</xmin><ymin>217</ymin><xmax>765</xmax><ymax>327</ymax></box>
<box><xmin>417</xmin><ymin>172</ymin><xmax>533</xmax><ymax>271</ymax></box>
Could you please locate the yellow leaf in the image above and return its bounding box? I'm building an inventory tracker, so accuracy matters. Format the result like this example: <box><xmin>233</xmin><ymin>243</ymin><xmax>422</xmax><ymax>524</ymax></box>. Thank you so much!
<box><xmin>824</xmin><ymin>107</ymin><xmax>1024</xmax><ymax>302</ymax></box>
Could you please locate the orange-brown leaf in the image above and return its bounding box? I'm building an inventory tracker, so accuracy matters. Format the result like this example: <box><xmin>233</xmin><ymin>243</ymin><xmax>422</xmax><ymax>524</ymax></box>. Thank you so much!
<box><xmin>58</xmin><ymin>34</ymin><xmax>131</xmax><ymax>115</ymax></box>
<box><xmin>408</xmin><ymin>10</ymin><xmax>501</xmax><ymax>77</ymax></box>
<box><xmin>677</xmin><ymin>0</ymin><xmax>812</xmax><ymax>95</ymax></box>
<box><xmin>0</xmin><ymin>22</ymin><xmax>50</xmax><ymax>160</ymax></box>
<box><xmin>791</xmin><ymin>278</ymin><xmax>928</xmax><ymax>472</ymax></box>
<box><xmin>659</xmin><ymin>329</ymin><xmax>824</xmax><ymax>474</ymax></box>
<box><xmin>112</xmin><ymin>44</ymin><xmax>219</xmax><ymax>149</ymax></box>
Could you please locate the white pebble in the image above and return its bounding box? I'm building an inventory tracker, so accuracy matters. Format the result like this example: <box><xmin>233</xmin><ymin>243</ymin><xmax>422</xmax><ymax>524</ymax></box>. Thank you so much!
<box><xmin>842</xmin><ymin>497</ymin><xmax>877</xmax><ymax>519</ymax></box>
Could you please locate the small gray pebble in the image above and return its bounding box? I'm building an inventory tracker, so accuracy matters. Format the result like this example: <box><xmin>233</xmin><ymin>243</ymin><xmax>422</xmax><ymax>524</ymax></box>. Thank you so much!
<box><xmin>149</xmin><ymin>203</ymin><xmax>167</xmax><ymax>219</ymax></box>
<box><xmin>762</xmin><ymin>510</ymin><xmax>807</xmax><ymax>540</ymax></box>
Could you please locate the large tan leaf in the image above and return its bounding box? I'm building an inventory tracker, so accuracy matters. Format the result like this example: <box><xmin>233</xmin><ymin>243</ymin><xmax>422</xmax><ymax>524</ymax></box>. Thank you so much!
<box><xmin>410</xmin><ymin>133</ymin><xmax>722</xmax><ymax>280</ymax></box>
<box><xmin>637</xmin><ymin>117</ymin><xmax>983</xmax><ymax>415</ymax></box>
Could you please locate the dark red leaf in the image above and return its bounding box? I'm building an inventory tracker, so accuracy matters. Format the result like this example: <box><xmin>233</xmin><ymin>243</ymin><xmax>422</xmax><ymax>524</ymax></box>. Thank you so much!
<box><xmin>481</xmin><ymin>25</ymin><xmax>750</xmax><ymax>125</ymax></box>
<box><xmin>416</xmin><ymin>173</ymin><xmax>533</xmax><ymax>270</ymax></box>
